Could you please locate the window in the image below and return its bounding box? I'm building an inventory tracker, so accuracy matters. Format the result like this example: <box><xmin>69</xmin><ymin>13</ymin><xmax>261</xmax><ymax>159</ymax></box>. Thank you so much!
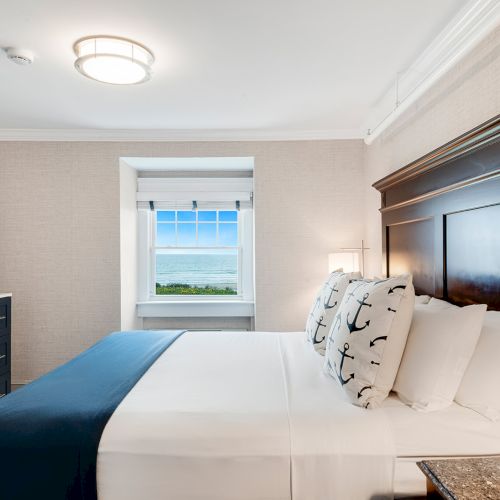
<box><xmin>154</xmin><ymin>210</ymin><xmax>239</xmax><ymax>296</ymax></box>
<box><xmin>137</xmin><ymin>176</ymin><xmax>254</xmax><ymax>312</ymax></box>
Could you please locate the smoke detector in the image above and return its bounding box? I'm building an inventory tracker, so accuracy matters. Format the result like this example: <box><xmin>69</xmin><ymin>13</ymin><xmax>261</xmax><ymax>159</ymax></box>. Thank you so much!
<box><xmin>5</xmin><ymin>48</ymin><xmax>34</xmax><ymax>66</ymax></box>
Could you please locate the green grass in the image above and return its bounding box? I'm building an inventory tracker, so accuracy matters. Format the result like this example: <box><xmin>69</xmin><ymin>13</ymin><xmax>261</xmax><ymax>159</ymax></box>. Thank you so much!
<box><xmin>156</xmin><ymin>283</ymin><xmax>237</xmax><ymax>295</ymax></box>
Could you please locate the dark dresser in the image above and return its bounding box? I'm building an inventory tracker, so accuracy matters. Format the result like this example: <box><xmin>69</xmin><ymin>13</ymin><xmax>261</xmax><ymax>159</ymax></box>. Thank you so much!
<box><xmin>0</xmin><ymin>294</ymin><xmax>11</xmax><ymax>397</ymax></box>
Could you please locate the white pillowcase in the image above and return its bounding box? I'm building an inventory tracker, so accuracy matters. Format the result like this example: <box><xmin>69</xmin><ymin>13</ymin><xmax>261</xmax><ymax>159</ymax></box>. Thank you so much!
<box><xmin>414</xmin><ymin>295</ymin><xmax>431</xmax><ymax>305</ymax></box>
<box><xmin>325</xmin><ymin>275</ymin><xmax>415</xmax><ymax>408</ymax></box>
<box><xmin>427</xmin><ymin>297</ymin><xmax>457</xmax><ymax>309</ymax></box>
<box><xmin>305</xmin><ymin>271</ymin><xmax>361</xmax><ymax>354</ymax></box>
<box><xmin>455</xmin><ymin>311</ymin><xmax>500</xmax><ymax>420</ymax></box>
<box><xmin>394</xmin><ymin>303</ymin><xmax>486</xmax><ymax>412</ymax></box>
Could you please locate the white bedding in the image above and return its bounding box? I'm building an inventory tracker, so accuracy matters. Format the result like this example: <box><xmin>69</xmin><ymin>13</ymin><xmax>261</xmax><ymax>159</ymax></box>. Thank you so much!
<box><xmin>382</xmin><ymin>395</ymin><xmax>500</xmax><ymax>497</ymax></box>
<box><xmin>382</xmin><ymin>394</ymin><xmax>500</xmax><ymax>457</ymax></box>
<box><xmin>96</xmin><ymin>331</ymin><xmax>500</xmax><ymax>500</ymax></box>
<box><xmin>97</xmin><ymin>332</ymin><xmax>394</xmax><ymax>500</ymax></box>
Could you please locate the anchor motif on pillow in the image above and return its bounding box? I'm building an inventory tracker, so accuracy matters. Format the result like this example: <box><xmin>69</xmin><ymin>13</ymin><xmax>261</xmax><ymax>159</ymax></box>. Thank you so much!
<box><xmin>369</xmin><ymin>335</ymin><xmax>387</xmax><ymax>347</ymax></box>
<box><xmin>307</xmin><ymin>296</ymin><xmax>322</xmax><ymax>329</ymax></box>
<box><xmin>388</xmin><ymin>284</ymin><xmax>406</xmax><ymax>294</ymax></box>
<box><xmin>334</xmin><ymin>342</ymin><xmax>355</xmax><ymax>385</ymax></box>
<box><xmin>331</xmin><ymin>311</ymin><xmax>342</xmax><ymax>332</ymax></box>
<box><xmin>312</xmin><ymin>315</ymin><xmax>327</xmax><ymax>344</ymax></box>
<box><xmin>357</xmin><ymin>385</ymin><xmax>371</xmax><ymax>399</ymax></box>
<box><xmin>347</xmin><ymin>292</ymin><xmax>372</xmax><ymax>333</ymax></box>
<box><xmin>324</xmin><ymin>282</ymin><xmax>339</xmax><ymax>309</ymax></box>
<box><xmin>345</xmin><ymin>281</ymin><xmax>365</xmax><ymax>303</ymax></box>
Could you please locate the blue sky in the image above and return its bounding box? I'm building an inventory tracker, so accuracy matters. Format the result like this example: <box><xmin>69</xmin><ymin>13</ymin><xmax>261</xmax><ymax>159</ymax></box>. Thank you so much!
<box><xmin>157</xmin><ymin>211</ymin><xmax>238</xmax><ymax>247</ymax></box>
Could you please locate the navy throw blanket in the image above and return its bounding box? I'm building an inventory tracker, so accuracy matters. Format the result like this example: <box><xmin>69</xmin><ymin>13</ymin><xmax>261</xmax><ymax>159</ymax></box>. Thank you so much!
<box><xmin>0</xmin><ymin>330</ymin><xmax>185</xmax><ymax>500</ymax></box>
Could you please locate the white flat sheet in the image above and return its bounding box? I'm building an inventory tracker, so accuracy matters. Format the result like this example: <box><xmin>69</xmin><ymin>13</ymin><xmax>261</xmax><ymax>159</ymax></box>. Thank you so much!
<box><xmin>97</xmin><ymin>332</ymin><xmax>395</xmax><ymax>500</ymax></box>
<box><xmin>382</xmin><ymin>394</ymin><xmax>500</xmax><ymax>457</ymax></box>
<box><xmin>381</xmin><ymin>395</ymin><xmax>500</xmax><ymax>498</ymax></box>
<box><xmin>280</xmin><ymin>332</ymin><xmax>395</xmax><ymax>500</ymax></box>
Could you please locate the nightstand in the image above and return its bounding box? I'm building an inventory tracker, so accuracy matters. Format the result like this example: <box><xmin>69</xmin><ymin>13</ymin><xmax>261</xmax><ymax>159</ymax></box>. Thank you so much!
<box><xmin>417</xmin><ymin>457</ymin><xmax>500</xmax><ymax>499</ymax></box>
<box><xmin>0</xmin><ymin>294</ymin><xmax>12</xmax><ymax>397</ymax></box>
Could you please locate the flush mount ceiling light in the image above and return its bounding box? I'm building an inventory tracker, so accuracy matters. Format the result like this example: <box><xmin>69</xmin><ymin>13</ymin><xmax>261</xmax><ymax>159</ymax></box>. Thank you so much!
<box><xmin>73</xmin><ymin>36</ymin><xmax>154</xmax><ymax>85</ymax></box>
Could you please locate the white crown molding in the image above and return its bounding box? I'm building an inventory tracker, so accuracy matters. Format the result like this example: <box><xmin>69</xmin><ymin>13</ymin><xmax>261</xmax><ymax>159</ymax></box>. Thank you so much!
<box><xmin>0</xmin><ymin>127</ymin><xmax>362</xmax><ymax>142</ymax></box>
<box><xmin>363</xmin><ymin>0</ymin><xmax>500</xmax><ymax>145</ymax></box>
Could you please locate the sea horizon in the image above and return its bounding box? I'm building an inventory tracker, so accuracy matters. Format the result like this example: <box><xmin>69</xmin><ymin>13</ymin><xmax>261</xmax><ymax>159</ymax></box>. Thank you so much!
<box><xmin>156</xmin><ymin>252</ymin><xmax>238</xmax><ymax>290</ymax></box>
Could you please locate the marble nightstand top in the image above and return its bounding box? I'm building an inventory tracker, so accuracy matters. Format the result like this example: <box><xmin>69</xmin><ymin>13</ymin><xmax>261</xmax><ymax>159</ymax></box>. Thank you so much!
<box><xmin>418</xmin><ymin>457</ymin><xmax>500</xmax><ymax>499</ymax></box>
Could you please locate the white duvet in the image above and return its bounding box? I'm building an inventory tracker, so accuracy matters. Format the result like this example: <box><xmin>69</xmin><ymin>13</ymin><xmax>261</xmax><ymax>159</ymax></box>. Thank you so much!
<box><xmin>97</xmin><ymin>331</ymin><xmax>395</xmax><ymax>500</ymax></box>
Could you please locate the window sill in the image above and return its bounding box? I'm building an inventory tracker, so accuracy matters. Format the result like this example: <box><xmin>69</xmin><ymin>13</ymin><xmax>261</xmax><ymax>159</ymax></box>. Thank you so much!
<box><xmin>136</xmin><ymin>300</ymin><xmax>255</xmax><ymax>318</ymax></box>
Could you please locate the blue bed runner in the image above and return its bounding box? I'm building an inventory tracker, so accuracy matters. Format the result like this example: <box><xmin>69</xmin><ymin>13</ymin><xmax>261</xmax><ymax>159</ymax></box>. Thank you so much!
<box><xmin>0</xmin><ymin>329</ymin><xmax>185</xmax><ymax>500</ymax></box>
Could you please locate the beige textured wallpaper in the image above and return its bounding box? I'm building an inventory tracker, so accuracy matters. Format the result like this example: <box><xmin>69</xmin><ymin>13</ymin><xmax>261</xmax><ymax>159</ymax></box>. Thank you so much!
<box><xmin>0</xmin><ymin>139</ymin><xmax>364</xmax><ymax>383</ymax></box>
<box><xmin>363</xmin><ymin>26</ymin><xmax>500</xmax><ymax>277</ymax></box>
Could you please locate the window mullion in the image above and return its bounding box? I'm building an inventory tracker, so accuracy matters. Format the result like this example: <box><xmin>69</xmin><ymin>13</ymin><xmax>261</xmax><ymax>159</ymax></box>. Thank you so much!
<box><xmin>151</xmin><ymin>210</ymin><xmax>157</xmax><ymax>298</ymax></box>
<box><xmin>195</xmin><ymin>210</ymin><xmax>198</xmax><ymax>246</ymax></box>
<box><xmin>216</xmin><ymin>210</ymin><xmax>220</xmax><ymax>245</ymax></box>
<box><xmin>175</xmin><ymin>211</ymin><xmax>179</xmax><ymax>245</ymax></box>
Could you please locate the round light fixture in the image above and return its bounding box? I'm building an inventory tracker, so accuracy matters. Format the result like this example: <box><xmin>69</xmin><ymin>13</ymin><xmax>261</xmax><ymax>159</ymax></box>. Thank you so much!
<box><xmin>73</xmin><ymin>36</ymin><xmax>154</xmax><ymax>85</ymax></box>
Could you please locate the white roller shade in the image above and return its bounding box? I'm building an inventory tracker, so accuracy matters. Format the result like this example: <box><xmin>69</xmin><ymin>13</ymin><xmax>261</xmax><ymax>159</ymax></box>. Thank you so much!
<box><xmin>137</xmin><ymin>177</ymin><xmax>253</xmax><ymax>210</ymax></box>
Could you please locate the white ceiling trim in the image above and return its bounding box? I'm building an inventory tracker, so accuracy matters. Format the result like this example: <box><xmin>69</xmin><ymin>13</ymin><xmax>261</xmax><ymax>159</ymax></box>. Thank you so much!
<box><xmin>363</xmin><ymin>0</ymin><xmax>500</xmax><ymax>145</ymax></box>
<box><xmin>0</xmin><ymin>128</ymin><xmax>362</xmax><ymax>142</ymax></box>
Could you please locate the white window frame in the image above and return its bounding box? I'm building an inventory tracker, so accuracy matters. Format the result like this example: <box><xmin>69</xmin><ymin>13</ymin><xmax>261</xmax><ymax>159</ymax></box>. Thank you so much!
<box><xmin>136</xmin><ymin>178</ymin><xmax>254</xmax><ymax>318</ymax></box>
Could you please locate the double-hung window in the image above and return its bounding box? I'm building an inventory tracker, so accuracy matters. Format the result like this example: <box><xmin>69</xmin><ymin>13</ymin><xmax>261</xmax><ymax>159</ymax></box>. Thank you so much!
<box><xmin>154</xmin><ymin>209</ymin><xmax>240</xmax><ymax>296</ymax></box>
<box><xmin>137</xmin><ymin>177</ymin><xmax>254</xmax><ymax>315</ymax></box>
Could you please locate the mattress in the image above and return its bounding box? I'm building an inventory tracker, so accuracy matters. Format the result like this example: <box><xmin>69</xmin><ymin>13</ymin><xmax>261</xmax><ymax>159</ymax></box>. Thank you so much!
<box><xmin>96</xmin><ymin>331</ymin><xmax>500</xmax><ymax>500</ymax></box>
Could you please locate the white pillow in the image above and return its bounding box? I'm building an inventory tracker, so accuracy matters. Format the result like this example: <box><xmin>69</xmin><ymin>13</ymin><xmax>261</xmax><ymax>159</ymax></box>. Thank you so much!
<box><xmin>325</xmin><ymin>275</ymin><xmax>414</xmax><ymax>408</ymax></box>
<box><xmin>306</xmin><ymin>271</ymin><xmax>361</xmax><ymax>354</ymax></box>
<box><xmin>455</xmin><ymin>311</ymin><xmax>500</xmax><ymax>420</ymax></box>
<box><xmin>427</xmin><ymin>297</ymin><xmax>457</xmax><ymax>309</ymax></box>
<box><xmin>394</xmin><ymin>303</ymin><xmax>486</xmax><ymax>412</ymax></box>
<box><xmin>415</xmin><ymin>295</ymin><xmax>431</xmax><ymax>305</ymax></box>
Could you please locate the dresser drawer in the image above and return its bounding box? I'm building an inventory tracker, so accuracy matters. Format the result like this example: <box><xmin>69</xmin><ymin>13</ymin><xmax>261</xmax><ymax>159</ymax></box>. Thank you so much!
<box><xmin>0</xmin><ymin>335</ymin><xmax>10</xmax><ymax>375</ymax></box>
<box><xmin>0</xmin><ymin>299</ymin><xmax>10</xmax><ymax>334</ymax></box>
<box><xmin>0</xmin><ymin>371</ymin><xmax>10</xmax><ymax>398</ymax></box>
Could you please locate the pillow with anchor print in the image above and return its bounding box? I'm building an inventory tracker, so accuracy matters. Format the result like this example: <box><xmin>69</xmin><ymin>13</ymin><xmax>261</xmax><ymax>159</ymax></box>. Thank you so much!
<box><xmin>325</xmin><ymin>274</ymin><xmax>415</xmax><ymax>408</ymax></box>
<box><xmin>306</xmin><ymin>270</ymin><xmax>362</xmax><ymax>355</ymax></box>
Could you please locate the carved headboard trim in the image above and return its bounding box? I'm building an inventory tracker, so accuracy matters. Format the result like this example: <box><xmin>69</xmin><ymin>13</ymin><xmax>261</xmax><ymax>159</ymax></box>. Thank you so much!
<box><xmin>373</xmin><ymin>115</ymin><xmax>500</xmax><ymax>194</ymax></box>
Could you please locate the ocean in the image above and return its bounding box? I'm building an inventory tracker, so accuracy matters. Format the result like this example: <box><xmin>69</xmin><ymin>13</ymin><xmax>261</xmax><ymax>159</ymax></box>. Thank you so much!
<box><xmin>156</xmin><ymin>253</ymin><xmax>238</xmax><ymax>290</ymax></box>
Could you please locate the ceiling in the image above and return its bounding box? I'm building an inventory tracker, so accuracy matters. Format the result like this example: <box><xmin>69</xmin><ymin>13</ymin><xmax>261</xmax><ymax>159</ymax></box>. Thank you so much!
<box><xmin>0</xmin><ymin>0</ymin><xmax>469</xmax><ymax>136</ymax></box>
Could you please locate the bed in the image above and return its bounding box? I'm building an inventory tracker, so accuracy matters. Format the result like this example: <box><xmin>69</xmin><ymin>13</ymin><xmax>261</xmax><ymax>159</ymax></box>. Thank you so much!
<box><xmin>1</xmin><ymin>115</ymin><xmax>500</xmax><ymax>500</ymax></box>
<box><xmin>96</xmin><ymin>330</ymin><xmax>500</xmax><ymax>500</ymax></box>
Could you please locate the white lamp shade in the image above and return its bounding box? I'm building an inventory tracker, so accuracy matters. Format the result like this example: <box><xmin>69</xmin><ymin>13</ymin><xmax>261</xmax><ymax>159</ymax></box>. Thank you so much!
<box><xmin>328</xmin><ymin>251</ymin><xmax>360</xmax><ymax>274</ymax></box>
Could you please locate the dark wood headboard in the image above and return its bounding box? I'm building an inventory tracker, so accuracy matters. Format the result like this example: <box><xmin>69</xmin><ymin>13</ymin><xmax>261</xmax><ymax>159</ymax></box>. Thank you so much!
<box><xmin>373</xmin><ymin>115</ymin><xmax>500</xmax><ymax>310</ymax></box>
